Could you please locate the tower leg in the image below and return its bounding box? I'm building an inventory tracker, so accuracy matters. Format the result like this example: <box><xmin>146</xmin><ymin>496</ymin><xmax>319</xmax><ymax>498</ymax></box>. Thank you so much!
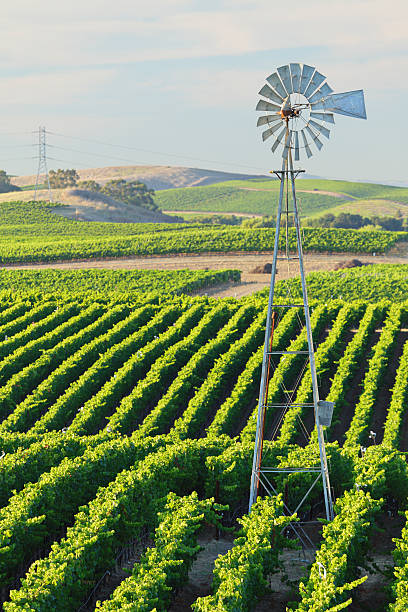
<box><xmin>288</xmin><ymin>151</ymin><xmax>334</xmax><ymax>521</ymax></box>
<box><xmin>249</xmin><ymin>158</ymin><xmax>286</xmax><ymax>512</ymax></box>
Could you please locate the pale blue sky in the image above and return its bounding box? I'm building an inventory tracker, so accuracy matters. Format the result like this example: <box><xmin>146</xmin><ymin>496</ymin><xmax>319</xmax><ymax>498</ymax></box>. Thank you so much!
<box><xmin>1</xmin><ymin>0</ymin><xmax>406</xmax><ymax>183</ymax></box>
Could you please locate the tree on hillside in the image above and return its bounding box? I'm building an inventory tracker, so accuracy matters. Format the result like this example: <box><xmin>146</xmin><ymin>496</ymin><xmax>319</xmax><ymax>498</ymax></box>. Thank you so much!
<box><xmin>77</xmin><ymin>180</ymin><xmax>101</xmax><ymax>192</ymax></box>
<box><xmin>0</xmin><ymin>170</ymin><xmax>21</xmax><ymax>193</ymax></box>
<box><xmin>101</xmin><ymin>179</ymin><xmax>157</xmax><ymax>211</ymax></box>
<box><xmin>49</xmin><ymin>169</ymin><xmax>79</xmax><ymax>188</ymax></box>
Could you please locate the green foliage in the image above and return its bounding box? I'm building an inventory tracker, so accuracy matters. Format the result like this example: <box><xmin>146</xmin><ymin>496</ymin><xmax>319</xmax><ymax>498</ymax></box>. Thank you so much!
<box><xmin>68</xmin><ymin>302</ymin><xmax>207</xmax><ymax>435</ymax></box>
<box><xmin>0</xmin><ymin>199</ymin><xmax>403</xmax><ymax>264</ymax></box>
<box><xmin>382</xmin><ymin>338</ymin><xmax>408</xmax><ymax>448</ymax></box>
<box><xmin>207</xmin><ymin>306</ymin><xmax>300</xmax><ymax>438</ymax></box>
<box><xmin>0</xmin><ymin>225</ymin><xmax>400</xmax><ymax>264</ymax></box>
<box><xmin>271</xmin><ymin>264</ymin><xmax>408</xmax><ymax>303</ymax></box>
<box><xmin>277</xmin><ymin>302</ymin><xmax>364</xmax><ymax>447</ymax></box>
<box><xmin>324</xmin><ymin>302</ymin><xmax>386</xmax><ymax>438</ymax></box>
<box><xmin>77</xmin><ymin>179</ymin><xmax>102</xmax><ymax>192</ymax></box>
<box><xmin>4</xmin><ymin>438</ymin><xmax>229</xmax><ymax>611</ymax></box>
<box><xmin>343</xmin><ymin>304</ymin><xmax>403</xmax><ymax>452</ymax></box>
<box><xmin>240</xmin><ymin>302</ymin><xmax>341</xmax><ymax>444</ymax></box>
<box><xmin>95</xmin><ymin>492</ymin><xmax>224</xmax><ymax>610</ymax></box>
<box><xmin>101</xmin><ymin>179</ymin><xmax>157</xmax><ymax>210</ymax></box>
<box><xmin>0</xmin><ymin>268</ymin><xmax>240</xmax><ymax>297</ymax></box>
<box><xmin>49</xmin><ymin>168</ymin><xmax>79</xmax><ymax>188</ymax></box>
<box><xmin>0</xmin><ymin>292</ymin><xmax>408</xmax><ymax>610</ymax></box>
<box><xmin>295</xmin><ymin>490</ymin><xmax>382</xmax><ymax>612</ymax></box>
<box><xmin>0</xmin><ymin>170</ymin><xmax>20</xmax><ymax>193</ymax></box>
<box><xmin>307</xmin><ymin>211</ymin><xmax>408</xmax><ymax>232</ymax></box>
<box><xmin>111</xmin><ymin>301</ymin><xmax>252</xmax><ymax>437</ymax></box>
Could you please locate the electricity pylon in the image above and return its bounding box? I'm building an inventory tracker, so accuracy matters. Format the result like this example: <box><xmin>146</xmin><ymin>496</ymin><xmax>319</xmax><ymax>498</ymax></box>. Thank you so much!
<box><xmin>34</xmin><ymin>126</ymin><xmax>52</xmax><ymax>202</ymax></box>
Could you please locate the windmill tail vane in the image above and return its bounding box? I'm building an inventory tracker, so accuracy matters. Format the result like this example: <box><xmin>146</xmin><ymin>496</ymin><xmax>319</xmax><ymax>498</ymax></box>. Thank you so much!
<box><xmin>256</xmin><ymin>63</ymin><xmax>366</xmax><ymax>160</ymax></box>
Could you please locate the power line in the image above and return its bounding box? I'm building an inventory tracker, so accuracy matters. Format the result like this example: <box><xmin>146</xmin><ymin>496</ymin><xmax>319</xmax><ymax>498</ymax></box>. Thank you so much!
<box><xmin>0</xmin><ymin>156</ymin><xmax>36</xmax><ymax>162</ymax></box>
<box><xmin>47</xmin><ymin>130</ymin><xmax>267</xmax><ymax>174</ymax></box>
<box><xmin>47</xmin><ymin>157</ymin><xmax>94</xmax><ymax>168</ymax></box>
<box><xmin>48</xmin><ymin>144</ymin><xmax>142</xmax><ymax>165</ymax></box>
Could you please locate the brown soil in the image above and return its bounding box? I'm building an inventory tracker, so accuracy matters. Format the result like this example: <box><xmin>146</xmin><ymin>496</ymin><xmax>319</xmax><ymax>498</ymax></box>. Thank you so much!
<box><xmin>169</xmin><ymin>528</ymin><xmax>234</xmax><ymax>611</ymax></box>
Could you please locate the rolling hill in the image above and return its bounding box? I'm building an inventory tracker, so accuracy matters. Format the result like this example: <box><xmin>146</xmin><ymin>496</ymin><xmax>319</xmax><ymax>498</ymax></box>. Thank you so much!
<box><xmin>8</xmin><ymin>166</ymin><xmax>408</xmax><ymax>222</ymax></box>
<box><xmin>155</xmin><ymin>177</ymin><xmax>408</xmax><ymax>218</ymax></box>
<box><xmin>14</xmin><ymin>165</ymin><xmax>268</xmax><ymax>191</ymax></box>
<box><xmin>0</xmin><ymin>188</ymin><xmax>182</xmax><ymax>224</ymax></box>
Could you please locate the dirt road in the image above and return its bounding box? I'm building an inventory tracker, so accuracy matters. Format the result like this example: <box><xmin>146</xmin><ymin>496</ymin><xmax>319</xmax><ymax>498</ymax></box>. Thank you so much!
<box><xmin>5</xmin><ymin>248</ymin><xmax>407</xmax><ymax>298</ymax></box>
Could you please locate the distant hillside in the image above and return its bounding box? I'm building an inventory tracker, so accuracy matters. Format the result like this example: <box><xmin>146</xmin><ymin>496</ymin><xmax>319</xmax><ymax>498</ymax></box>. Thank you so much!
<box><xmin>14</xmin><ymin>165</ymin><xmax>268</xmax><ymax>191</ymax></box>
<box><xmin>11</xmin><ymin>166</ymin><xmax>408</xmax><ymax>222</ymax></box>
<box><xmin>156</xmin><ymin>178</ymin><xmax>408</xmax><ymax>218</ymax></box>
<box><xmin>0</xmin><ymin>188</ymin><xmax>182</xmax><ymax>224</ymax></box>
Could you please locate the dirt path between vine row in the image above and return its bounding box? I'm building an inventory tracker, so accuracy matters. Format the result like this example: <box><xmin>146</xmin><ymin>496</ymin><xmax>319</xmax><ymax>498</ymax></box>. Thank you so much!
<box><xmin>4</xmin><ymin>248</ymin><xmax>408</xmax><ymax>298</ymax></box>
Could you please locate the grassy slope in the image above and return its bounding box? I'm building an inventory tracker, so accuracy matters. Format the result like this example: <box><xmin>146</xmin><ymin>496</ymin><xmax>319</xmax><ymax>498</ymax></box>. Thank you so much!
<box><xmin>0</xmin><ymin>189</ymin><xmax>181</xmax><ymax>224</ymax></box>
<box><xmin>155</xmin><ymin>178</ymin><xmax>408</xmax><ymax>217</ymax></box>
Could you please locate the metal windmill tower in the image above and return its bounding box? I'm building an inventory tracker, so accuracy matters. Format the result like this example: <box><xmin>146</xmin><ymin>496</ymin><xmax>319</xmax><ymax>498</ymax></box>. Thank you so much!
<box><xmin>249</xmin><ymin>63</ymin><xmax>366</xmax><ymax>523</ymax></box>
<box><xmin>34</xmin><ymin>126</ymin><xmax>53</xmax><ymax>202</ymax></box>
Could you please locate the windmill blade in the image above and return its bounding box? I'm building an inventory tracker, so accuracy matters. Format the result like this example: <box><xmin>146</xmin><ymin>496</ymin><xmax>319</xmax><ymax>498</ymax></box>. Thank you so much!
<box><xmin>308</xmin><ymin>82</ymin><xmax>333</xmax><ymax>104</ymax></box>
<box><xmin>299</xmin><ymin>64</ymin><xmax>315</xmax><ymax>94</ymax></box>
<box><xmin>258</xmin><ymin>84</ymin><xmax>284</xmax><ymax>104</ymax></box>
<box><xmin>277</xmin><ymin>65</ymin><xmax>293</xmax><ymax>94</ymax></box>
<box><xmin>271</xmin><ymin>126</ymin><xmax>287</xmax><ymax>153</ymax></box>
<box><xmin>308</xmin><ymin>119</ymin><xmax>330</xmax><ymax>139</ymax></box>
<box><xmin>294</xmin><ymin>131</ymin><xmax>300</xmax><ymax>161</ymax></box>
<box><xmin>257</xmin><ymin>114</ymin><xmax>281</xmax><ymax>127</ymax></box>
<box><xmin>301</xmin><ymin>129</ymin><xmax>313</xmax><ymax>158</ymax></box>
<box><xmin>310</xmin><ymin>112</ymin><xmax>335</xmax><ymax>124</ymax></box>
<box><xmin>262</xmin><ymin>123</ymin><xmax>283</xmax><ymax>141</ymax></box>
<box><xmin>312</xmin><ymin>90</ymin><xmax>367</xmax><ymax>119</ymax></box>
<box><xmin>306</xmin><ymin>125</ymin><xmax>323</xmax><ymax>150</ymax></box>
<box><xmin>266</xmin><ymin>72</ymin><xmax>287</xmax><ymax>100</ymax></box>
<box><xmin>304</xmin><ymin>70</ymin><xmax>326</xmax><ymax>99</ymax></box>
<box><xmin>282</xmin><ymin>130</ymin><xmax>293</xmax><ymax>160</ymax></box>
<box><xmin>290</xmin><ymin>63</ymin><xmax>302</xmax><ymax>93</ymax></box>
<box><xmin>256</xmin><ymin>100</ymin><xmax>281</xmax><ymax>112</ymax></box>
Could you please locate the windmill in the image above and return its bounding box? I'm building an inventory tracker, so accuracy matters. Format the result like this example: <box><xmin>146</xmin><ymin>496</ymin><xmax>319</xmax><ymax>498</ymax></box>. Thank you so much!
<box><xmin>249</xmin><ymin>63</ymin><xmax>366</xmax><ymax>525</ymax></box>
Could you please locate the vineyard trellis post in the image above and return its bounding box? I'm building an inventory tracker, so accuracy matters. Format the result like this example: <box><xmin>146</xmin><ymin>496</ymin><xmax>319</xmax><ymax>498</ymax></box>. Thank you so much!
<box><xmin>249</xmin><ymin>134</ymin><xmax>334</xmax><ymax>525</ymax></box>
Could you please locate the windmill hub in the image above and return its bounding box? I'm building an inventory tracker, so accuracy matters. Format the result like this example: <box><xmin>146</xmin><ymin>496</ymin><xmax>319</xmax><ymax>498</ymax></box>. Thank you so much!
<box><xmin>280</xmin><ymin>93</ymin><xmax>310</xmax><ymax>124</ymax></box>
<box><xmin>280</xmin><ymin>107</ymin><xmax>299</xmax><ymax>119</ymax></box>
